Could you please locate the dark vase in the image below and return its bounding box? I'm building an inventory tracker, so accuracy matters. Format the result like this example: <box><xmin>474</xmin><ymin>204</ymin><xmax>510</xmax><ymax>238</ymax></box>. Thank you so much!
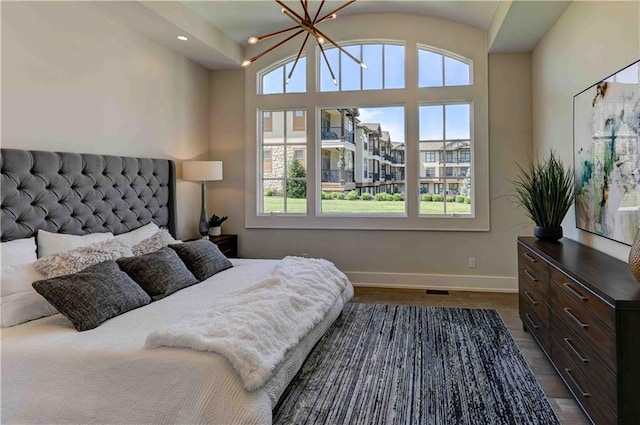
<box><xmin>534</xmin><ymin>225</ymin><xmax>563</xmax><ymax>241</ymax></box>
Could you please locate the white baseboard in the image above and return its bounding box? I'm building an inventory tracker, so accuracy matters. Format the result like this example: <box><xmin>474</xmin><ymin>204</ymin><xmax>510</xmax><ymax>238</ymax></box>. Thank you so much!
<box><xmin>345</xmin><ymin>271</ymin><xmax>518</xmax><ymax>293</ymax></box>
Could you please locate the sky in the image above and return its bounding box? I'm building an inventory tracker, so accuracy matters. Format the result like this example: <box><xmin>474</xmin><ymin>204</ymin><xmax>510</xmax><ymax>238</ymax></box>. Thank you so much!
<box><xmin>262</xmin><ymin>44</ymin><xmax>471</xmax><ymax>143</ymax></box>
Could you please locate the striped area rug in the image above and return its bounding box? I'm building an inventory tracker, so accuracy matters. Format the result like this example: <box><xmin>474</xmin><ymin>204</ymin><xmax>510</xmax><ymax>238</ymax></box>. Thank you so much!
<box><xmin>273</xmin><ymin>303</ymin><xmax>560</xmax><ymax>425</ymax></box>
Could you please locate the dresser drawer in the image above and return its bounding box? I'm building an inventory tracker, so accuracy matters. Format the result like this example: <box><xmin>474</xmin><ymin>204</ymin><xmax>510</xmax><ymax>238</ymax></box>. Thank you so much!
<box><xmin>520</xmin><ymin>295</ymin><xmax>550</xmax><ymax>354</ymax></box>
<box><xmin>520</xmin><ymin>277</ymin><xmax>550</xmax><ymax>328</ymax></box>
<box><xmin>550</xmin><ymin>266</ymin><xmax>615</xmax><ymax>332</ymax></box>
<box><xmin>551</xmin><ymin>311</ymin><xmax>617</xmax><ymax>410</ymax></box>
<box><xmin>552</xmin><ymin>340</ymin><xmax>617</xmax><ymax>425</ymax></box>
<box><xmin>518</xmin><ymin>245</ymin><xmax>550</xmax><ymax>299</ymax></box>
<box><xmin>551</xmin><ymin>285</ymin><xmax>617</xmax><ymax>371</ymax></box>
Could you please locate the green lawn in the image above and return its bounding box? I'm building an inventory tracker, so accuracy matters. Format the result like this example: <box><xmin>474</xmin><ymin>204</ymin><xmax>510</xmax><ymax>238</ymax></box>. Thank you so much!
<box><xmin>262</xmin><ymin>196</ymin><xmax>471</xmax><ymax>214</ymax></box>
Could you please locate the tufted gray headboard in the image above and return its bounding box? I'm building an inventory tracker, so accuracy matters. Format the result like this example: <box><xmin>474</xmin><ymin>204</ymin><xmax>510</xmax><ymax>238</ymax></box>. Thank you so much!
<box><xmin>1</xmin><ymin>149</ymin><xmax>177</xmax><ymax>242</ymax></box>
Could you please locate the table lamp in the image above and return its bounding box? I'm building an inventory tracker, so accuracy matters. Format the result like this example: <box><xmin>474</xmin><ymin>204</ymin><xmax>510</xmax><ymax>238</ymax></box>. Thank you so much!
<box><xmin>182</xmin><ymin>161</ymin><xmax>223</xmax><ymax>237</ymax></box>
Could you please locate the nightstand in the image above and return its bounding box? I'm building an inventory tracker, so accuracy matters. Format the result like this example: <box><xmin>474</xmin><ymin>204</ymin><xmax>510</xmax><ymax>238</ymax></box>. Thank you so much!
<box><xmin>208</xmin><ymin>234</ymin><xmax>238</xmax><ymax>258</ymax></box>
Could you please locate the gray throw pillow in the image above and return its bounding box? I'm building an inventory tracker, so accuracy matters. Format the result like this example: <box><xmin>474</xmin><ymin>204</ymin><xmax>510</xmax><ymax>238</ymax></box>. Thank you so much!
<box><xmin>32</xmin><ymin>261</ymin><xmax>151</xmax><ymax>332</ymax></box>
<box><xmin>117</xmin><ymin>247</ymin><xmax>199</xmax><ymax>300</ymax></box>
<box><xmin>169</xmin><ymin>240</ymin><xmax>233</xmax><ymax>281</ymax></box>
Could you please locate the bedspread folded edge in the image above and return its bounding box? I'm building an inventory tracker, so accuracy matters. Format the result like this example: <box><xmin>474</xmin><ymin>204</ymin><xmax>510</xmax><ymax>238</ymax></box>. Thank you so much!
<box><xmin>145</xmin><ymin>256</ymin><xmax>353</xmax><ymax>391</ymax></box>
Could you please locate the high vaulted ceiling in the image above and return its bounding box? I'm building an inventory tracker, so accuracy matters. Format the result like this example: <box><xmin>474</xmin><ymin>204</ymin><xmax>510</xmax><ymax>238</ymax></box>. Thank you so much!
<box><xmin>182</xmin><ymin>1</ymin><xmax>503</xmax><ymax>44</ymax></box>
<box><xmin>94</xmin><ymin>1</ymin><xmax>572</xmax><ymax>70</ymax></box>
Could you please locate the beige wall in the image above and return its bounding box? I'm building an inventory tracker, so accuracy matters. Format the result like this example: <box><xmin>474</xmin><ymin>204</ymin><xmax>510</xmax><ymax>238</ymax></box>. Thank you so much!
<box><xmin>532</xmin><ymin>1</ymin><xmax>640</xmax><ymax>261</ymax></box>
<box><xmin>211</xmin><ymin>53</ymin><xmax>533</xmax><ymax>288</ymax></box>
<box><xmin>1</xmin><ymin>1</ymin><xmax>212</xmax><ymax>240</ymax></box>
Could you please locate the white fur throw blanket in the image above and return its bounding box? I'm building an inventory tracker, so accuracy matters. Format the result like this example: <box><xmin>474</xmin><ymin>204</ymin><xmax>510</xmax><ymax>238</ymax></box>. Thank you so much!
<box><xmin>146</xmin><ymin>256</ymin><xmax>352</xmax><ymax>391</ymax></box>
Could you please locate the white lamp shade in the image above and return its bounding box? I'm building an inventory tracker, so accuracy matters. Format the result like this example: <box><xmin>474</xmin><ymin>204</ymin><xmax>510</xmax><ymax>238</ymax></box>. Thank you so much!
<box><xmin>182</xmin><ymin>161</ymin><xmax>223</xmax><ymax>181</ymax></box>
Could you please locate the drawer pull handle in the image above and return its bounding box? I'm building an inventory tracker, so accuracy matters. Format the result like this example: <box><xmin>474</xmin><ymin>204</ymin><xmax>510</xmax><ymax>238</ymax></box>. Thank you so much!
<box><xmin>564</xmin><ymin>308</ymin><xmax>589</xmax><ymax>329</ymax></box>
<box><xmin>564</xmin><ymin>338</ymin><xmax>589</xmax><ymax>363</ymax></box>
<box><xmin>524</xmin><ymin>291</ymin><xmax>538</xmax><ymax>305</ymax></box>
<box><xmin>563</xmin><ymin>283</ymin><xmax>587</xmax><ymax>301</ymax></box>
<box><xmin>523</xmin><ymin>269</ymin><xmax>538</xmax><ymax>282</ymax></box>
<box><xmin>524</xmin><ymin>313</ymin><xmax>539</xmax><ymax>330</ymax></box>
<box><xmin>564</xmin><ymin>368</ymin><xmax>591</xmax><ymax>398</ymax></box>
<box><xmin>523</xmin><ymin>252</ymin><xmax>538</xmax><ymax>263</ymax></box>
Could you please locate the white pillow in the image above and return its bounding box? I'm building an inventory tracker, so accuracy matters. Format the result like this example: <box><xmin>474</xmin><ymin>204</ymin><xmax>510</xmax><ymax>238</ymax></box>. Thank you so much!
<box><xmin>1</xmin><ymin>262</ymin><xmax>58</xmax><ymax>327</ymax></box>
<box><xmin>114</xmin><ymin>222</ymin><xmax>160</xmax><ymax>247</ymax></box>
<box><xmin>37</xmin><ymin>230</ymin><xmax>114</xmax><ymax>258</ymax></box>
<box><xmin>1</xmin><ymin>237</ymin><xmax>37</xmax><ymax>268</ymax></box>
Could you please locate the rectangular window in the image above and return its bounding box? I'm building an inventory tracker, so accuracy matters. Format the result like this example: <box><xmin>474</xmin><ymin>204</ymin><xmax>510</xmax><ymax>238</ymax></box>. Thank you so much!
<box><xmin>293</xmin><ymin>110</ymin><xmax>306</xmax><ymax>131</ymax></box>
<box><xmin>320</xmin><ymin>106</ymin><xmax>405</xmax><ymax>215</ymax></box>
<box><xmin>293</xmin><ymin>149</ymin><xmax>305</xmax><ymax>164</ymax></box>
<box><xmin>419</xmin><ymin>103</ymin><xmax>472</xmax><ymax>216</ymax></box>
<box><xmin>263</xmin><ymin>111</ymin><xmax>273</xmax><ymax>132</ymax></box>
<box><xmin>263</xmin><ymin>149</ymin><xmax>273</xmax><ymax>174</ymax></box>
<box><xmin>260</xmin><ymin>110</ymin><xmax>307</xmax><ymax>214</ymax></box>
<box><xmin>425</xmin><ymin>151</ymin><xmax>436</xmax><ymax>162</ymax></box>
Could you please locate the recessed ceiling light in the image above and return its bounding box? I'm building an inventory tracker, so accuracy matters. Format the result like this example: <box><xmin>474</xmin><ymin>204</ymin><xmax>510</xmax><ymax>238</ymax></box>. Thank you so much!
<box><xmin>177</xmin><ymin>35</ymin><xmax>188</xmax><ymax>41</ymax></box>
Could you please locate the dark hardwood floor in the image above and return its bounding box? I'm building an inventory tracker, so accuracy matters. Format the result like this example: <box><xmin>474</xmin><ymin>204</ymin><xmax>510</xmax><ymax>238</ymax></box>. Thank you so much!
<box><xmin>352</xmin><ymin>286</ymin><xmax>590</xmax><ymax>425</ymax></box>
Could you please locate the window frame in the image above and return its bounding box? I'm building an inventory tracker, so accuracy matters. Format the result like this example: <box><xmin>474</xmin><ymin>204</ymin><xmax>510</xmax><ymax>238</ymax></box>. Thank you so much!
<box><xmin>417</xmin><ymin>44</ymin><xmax>473</xmax><ymax>88</ymax></box>
<box><xmin>318</xmin><ymin>41</ymin><xmax>407</xmax><ymax>92</ymax></box>
<box><xmin>244</xmin><ymin>34</ymin><xmax>489</xmax><ymax>231</ymax></box>
<box><xmin>258</xmin><ymin>109</ymin><xmax>308</xmax><ymax>216</ymax></box>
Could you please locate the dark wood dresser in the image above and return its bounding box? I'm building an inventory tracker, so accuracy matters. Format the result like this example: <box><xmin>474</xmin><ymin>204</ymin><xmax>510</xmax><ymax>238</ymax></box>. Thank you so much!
<box><xmin>517</xmin><ymin>237</ymin><xmax>640</xmax><ymax>425</ymax></box>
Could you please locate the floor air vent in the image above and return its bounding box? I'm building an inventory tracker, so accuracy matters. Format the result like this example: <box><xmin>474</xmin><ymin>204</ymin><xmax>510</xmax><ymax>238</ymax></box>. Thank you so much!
<box><xmin>426</xmin><ymin>290</ymin><xmax>450</xmax><ymax>295</ymax></box>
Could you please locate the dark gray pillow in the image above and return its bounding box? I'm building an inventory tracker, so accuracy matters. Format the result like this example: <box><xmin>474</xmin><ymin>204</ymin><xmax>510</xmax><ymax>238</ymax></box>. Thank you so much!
<box><xmin>117</xmin><ymin>247</ymin><xmax>199</xmax><ymax>300</ymax></box>
<box><xmin>169</xmin><ymin>240</ymin><xmax>233</xmax><ymax>281</ymax></box>
<box><xmin>32</xmin><ymin>261</ymin><xmax>151</xmax><ymax>332</ymax></box>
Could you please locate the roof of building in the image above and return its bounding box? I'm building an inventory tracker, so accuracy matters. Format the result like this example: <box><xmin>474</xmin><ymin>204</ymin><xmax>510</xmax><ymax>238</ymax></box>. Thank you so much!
<box><xmin>359</xmin><ymin>123</ymin><xmax>381</xmax><ymax>133</ymax></box>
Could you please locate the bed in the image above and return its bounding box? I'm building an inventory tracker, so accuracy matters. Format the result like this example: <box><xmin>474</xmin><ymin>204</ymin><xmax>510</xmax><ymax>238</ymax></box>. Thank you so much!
<box><xmin>0</xmin><ymin>149</ymin><xmax>353</xmax><ymax>424</ymax></box>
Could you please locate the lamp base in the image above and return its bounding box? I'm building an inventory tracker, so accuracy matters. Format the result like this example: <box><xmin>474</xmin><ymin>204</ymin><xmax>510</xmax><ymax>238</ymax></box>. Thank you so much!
<box><xmin>198</xmin><ymin>181</ymin><xmax>209</xmax><ymax>237</ymax></box>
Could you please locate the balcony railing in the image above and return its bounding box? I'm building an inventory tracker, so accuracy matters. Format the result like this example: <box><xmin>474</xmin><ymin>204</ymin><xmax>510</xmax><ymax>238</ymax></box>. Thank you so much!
<box><xmin>321</xmin><ymin>127</ymin><xmax>354</xmax><ymax>145</ymax></box>
<box><xmin>394</xmin><ymin>172</ymin><xmax>405</xmax><ymax>180</ymax></box>
<box><xmin>368</xmin><ymin>172</ymin><xmax>380</xmax><ymax>181</ymax></box>
<box><xmin>321</xmin><ymin>169</ymin><xmax>354</xmax><ymax>183</ymax></box>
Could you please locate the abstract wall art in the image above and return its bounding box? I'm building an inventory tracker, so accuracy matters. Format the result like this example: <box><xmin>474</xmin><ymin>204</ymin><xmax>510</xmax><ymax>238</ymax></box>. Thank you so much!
<box><xmin>574</xmin><ymin>60</ymin><xmax>640</xmax><ymax>245</ymax></box>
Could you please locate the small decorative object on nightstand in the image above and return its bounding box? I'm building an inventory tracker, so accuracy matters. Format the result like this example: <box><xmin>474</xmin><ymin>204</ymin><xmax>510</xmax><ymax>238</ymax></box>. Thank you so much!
<box><xmin>209</xmin><ymin>234</ymin><xmax>238</xmax><ymax>258</ymax></box>
<box><xmin>208</xmin><ymin>214</ymin><xmax>228</xmax><ymax>237</ymax></box>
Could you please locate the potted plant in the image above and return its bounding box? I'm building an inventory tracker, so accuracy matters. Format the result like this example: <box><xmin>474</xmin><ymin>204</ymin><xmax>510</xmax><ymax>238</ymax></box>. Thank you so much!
<box><xmin>208</xmin><ymin>214</ymin><xmax>228</xmax><ymax>237</ymax></box>
<box><xmin>513</xmin><ymin>150</ymin><xmax>574</xmax><ymax>240</ymax></box>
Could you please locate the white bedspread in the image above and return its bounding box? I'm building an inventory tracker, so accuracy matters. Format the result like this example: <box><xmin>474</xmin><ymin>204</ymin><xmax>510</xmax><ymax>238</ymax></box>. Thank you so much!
<box><xmin>1</xmin><ymin>259</ymin><xmax>354</xmax><ymax>425</ymax></box>
<box><xmin>146</xmin><ymin>256</ymin><xmax>350</xmax><ymax>391</ymax></box>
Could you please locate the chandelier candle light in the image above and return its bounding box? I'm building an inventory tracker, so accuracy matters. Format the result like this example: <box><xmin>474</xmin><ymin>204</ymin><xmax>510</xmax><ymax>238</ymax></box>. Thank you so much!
<box><xmin>242</xmin><ymin>0</ymin><xmax>366</xmax><ymax>85</ymax></box>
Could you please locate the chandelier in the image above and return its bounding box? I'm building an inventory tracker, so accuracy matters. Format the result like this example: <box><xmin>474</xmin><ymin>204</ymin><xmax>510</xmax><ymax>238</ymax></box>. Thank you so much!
<box><xmin>242</xmin><ymin>0</ymin><xmax>366</xmax><ymax>85</ymax></box>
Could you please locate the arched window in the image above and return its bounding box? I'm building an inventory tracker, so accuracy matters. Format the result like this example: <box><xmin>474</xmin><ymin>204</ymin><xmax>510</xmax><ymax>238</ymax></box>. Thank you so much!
<box><xmin>259</xmin><ymin>57</ymin><xmax>307</xmax><ymax>94</ymax></box>
<box><xmin>418</xmin><ymin>46</ymin><xmax>471</xmax><ymax>87</ymax></box>
<box><xmin>319</xmin><ymin>42</ymin><xmax>405</xmax><ymax>92</ymax></box>
<box><xmin>245</xmin><ymin>30</ymin><xmax>488</xmax><ymax>232</ymax></box>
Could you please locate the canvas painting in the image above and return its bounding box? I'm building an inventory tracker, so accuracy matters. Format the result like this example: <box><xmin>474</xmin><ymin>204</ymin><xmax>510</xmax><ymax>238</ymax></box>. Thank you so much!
<box><xmin>574</xmin><ymin>60</ymin><xmax>640</xmax><ymax>245</ymax></box>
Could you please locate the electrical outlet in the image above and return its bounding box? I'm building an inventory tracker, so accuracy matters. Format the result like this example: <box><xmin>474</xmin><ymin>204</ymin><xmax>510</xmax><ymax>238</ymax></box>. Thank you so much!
<box><xmin>468</xmin><ymin>257</ymin><xmax>476</xmax><ymax>268</ymax></box>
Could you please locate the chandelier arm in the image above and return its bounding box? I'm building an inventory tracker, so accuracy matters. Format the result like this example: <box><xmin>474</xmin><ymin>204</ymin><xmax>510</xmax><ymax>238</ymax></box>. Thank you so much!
<box><xmin>313</xmin><ymin>27</ymin><xmax>363</xmax><ymax>66</ymax></box>
<box><xmin>317</xmin><ymin>40</ymin><xmax>337</xmax><ymax>85</ymax></box>
<box><xmin>245</xmin><ymin>30</ymin><xmax>305</xmax><ymax>65</ymax></box>
<box><xmin>311</xmin><ymin>0</ymin><xmax>326</xmax><ymax>24</ymax></box>
<box><xmin>316</xmin><ymin>0</ymin><xmax>356</xmax><ymax>24</ymax></box>
<box><xmin>251</xmin><ymin>24</ymin><xmax>302</xmax><ymax>43</ymax></box>
<box><xmin>286</xmin><ymin>31</ymin><xmax>311</xmax><ymax>83</ymax></box>
<box><xmin>276</xmin><ymin>0</ymin><xmax>307</xmax><ymax>24</ymax></box>
<box><xmin>300</xmin><ymin>0</ymin><xmax>310</xmax><ymax>22</ymax></box>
